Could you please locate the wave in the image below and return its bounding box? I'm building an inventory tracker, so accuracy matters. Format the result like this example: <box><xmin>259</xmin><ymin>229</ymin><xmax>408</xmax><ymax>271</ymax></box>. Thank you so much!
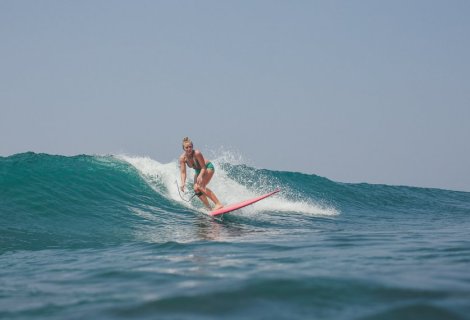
<box><xmin>118</xmin><ymin>154</ymin><xmax>337</xmax><ymax>217</ymax></box>
<box><xmin>1</xmin><ymin>152</ymin><xmax>469</xmax><ymax>253</ymax></box>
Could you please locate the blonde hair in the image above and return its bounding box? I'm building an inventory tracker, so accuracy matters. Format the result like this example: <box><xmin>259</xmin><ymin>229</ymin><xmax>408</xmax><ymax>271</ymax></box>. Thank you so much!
<box><xmin>182</xmin><ymin>137</ymin><xmax>193</xmax><ymax>149</ymax></box>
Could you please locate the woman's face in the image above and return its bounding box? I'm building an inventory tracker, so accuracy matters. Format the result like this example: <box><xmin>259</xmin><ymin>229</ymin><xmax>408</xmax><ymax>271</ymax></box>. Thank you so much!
<box><xmin>183</xmin><ymin>143</ymin><xmax>193</xmax><ymax>155</ymax></box>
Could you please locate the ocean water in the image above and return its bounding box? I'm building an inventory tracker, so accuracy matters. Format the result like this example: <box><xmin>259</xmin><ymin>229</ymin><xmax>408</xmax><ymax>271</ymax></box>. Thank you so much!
<box><xmin>1</xmin><ymin>152</ymin><xmax>469</xmax><ymax>320</ymax></box>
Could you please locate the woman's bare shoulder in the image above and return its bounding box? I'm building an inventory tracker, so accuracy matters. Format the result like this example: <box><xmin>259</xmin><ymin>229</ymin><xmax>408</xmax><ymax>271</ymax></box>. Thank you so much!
<box><xmin>196</xmin><ymin>150</ymin><xmax>207</xmax><ymax>161</ymax></box>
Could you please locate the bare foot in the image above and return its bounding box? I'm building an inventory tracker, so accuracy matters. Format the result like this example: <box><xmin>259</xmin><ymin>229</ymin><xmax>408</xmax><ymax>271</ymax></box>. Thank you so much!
<box><xmin>213</xmin><ymin>204</ymin><xmax>224</xmax><ymax>210</ymax></box>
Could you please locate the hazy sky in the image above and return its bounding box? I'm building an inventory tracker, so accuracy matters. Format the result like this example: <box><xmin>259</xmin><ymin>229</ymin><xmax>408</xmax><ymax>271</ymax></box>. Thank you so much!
<box><xmin>1</xmin><ymin>1</ymin><xmax>469</xmax><ymax>191</ymax></box>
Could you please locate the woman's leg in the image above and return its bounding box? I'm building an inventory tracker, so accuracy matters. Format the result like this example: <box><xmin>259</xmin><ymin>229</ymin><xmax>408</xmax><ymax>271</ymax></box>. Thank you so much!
<box><xmin>193</xmin><ymin>174</ymin><xmax>211</xmax><ymax>209</ymax></box>
<box><xmin>196</xmin><ymin>170</ymin><xmax>223</xmax><ymax>209</ymax></box>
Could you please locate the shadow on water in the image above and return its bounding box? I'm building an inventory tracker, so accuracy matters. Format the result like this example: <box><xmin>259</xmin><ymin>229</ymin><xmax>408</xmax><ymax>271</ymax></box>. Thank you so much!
<box><xmin>193</xmin><ymin>214</ymin><xmax>254</xmax><ymax>241</ymax></box>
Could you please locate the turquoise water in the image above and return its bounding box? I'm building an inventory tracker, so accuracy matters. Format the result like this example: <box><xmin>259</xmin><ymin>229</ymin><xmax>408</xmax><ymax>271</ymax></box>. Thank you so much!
<box><xmin>1</xmin><ymin>152</ymin><xmax>469</xmax><ymax>319</ymax></box>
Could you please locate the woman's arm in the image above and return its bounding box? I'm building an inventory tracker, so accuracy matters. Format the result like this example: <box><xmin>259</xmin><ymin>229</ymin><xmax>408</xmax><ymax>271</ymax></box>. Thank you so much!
<box><xmin>194</xmin><ymin>150</ymin><xmax>207</xmax><ymax>188</ymax></box>
<box><xmin>179</xmin><ymin>155</ymin><xmax>187</xmax><ymax>191</ymax></box>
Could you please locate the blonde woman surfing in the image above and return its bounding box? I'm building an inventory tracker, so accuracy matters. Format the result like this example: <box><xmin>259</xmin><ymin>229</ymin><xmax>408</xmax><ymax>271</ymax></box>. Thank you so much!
<box><xmin>179</xmin><ymin>137</ymin><xmax>223</xmax><ymax>210</ymax></box>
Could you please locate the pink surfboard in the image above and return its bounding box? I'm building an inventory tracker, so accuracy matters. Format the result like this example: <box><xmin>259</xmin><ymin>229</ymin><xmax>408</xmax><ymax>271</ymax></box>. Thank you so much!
<box><xmin>210</xmin><ymin>189</ymin><xmax>280</xmax><ymax>217</ymax></box>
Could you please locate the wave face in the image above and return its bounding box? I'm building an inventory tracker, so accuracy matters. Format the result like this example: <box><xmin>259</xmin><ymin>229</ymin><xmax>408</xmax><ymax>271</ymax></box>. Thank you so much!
<box><xmin>1</xmin><ymin>152</ymin><xmax>470</xmax><ymax>319</ymax></box>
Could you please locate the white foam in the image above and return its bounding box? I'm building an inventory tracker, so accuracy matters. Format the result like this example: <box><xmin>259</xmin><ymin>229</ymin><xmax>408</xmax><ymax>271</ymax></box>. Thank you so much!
<box><xmin>116</xmin><ymin>154</ymin><xmax>190</xmax><ymax>208</ymax></box>
<box><xmin>117</xmin><ymin>154</ymin><xmax>338</xmax><ymax>217</ymax></box>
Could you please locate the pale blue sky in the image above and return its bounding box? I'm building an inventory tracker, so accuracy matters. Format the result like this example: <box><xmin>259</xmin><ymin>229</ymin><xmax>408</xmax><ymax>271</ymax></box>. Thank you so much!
<box><xmin>1</xmin><ymin>1</ymin><xmax>469</xmax><ymax>191</ymax></box>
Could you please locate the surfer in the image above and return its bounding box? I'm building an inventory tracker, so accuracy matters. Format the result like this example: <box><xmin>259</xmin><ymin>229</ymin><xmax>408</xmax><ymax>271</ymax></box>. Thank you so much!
<box><xmin>179</xmin><ymin>137</ymin><xmax>223</xmax><ymax>210</ymax></box>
